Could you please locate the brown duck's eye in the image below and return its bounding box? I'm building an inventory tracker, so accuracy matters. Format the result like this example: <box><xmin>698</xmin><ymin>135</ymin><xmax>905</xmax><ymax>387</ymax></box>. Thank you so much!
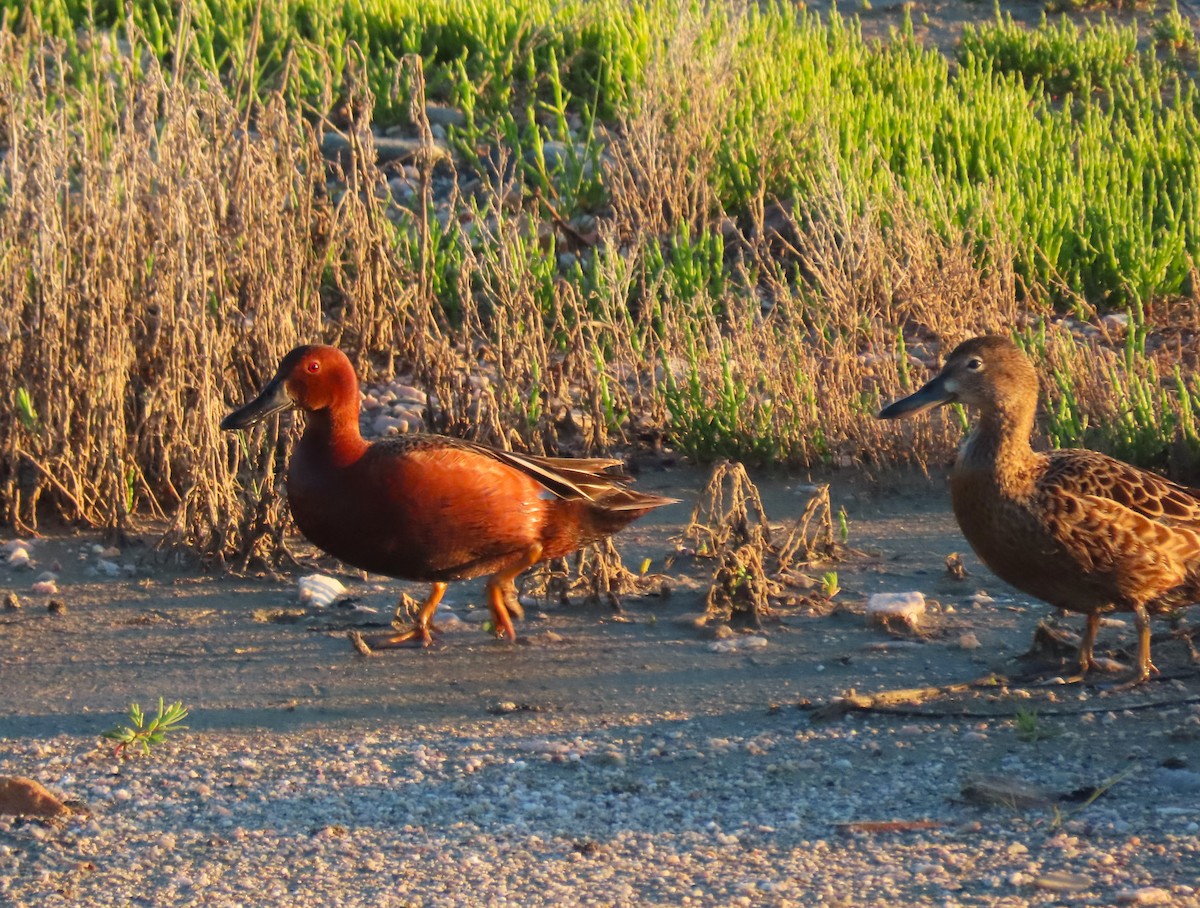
<box><xmin>306</xmin><ymin>360</ymin><xmax>321</xmax><ymax>373</ymax></box>
<box><xmin>966</xmin><ymin>357</ymin><xmax>984</xmax><ymax>371</ymax></box>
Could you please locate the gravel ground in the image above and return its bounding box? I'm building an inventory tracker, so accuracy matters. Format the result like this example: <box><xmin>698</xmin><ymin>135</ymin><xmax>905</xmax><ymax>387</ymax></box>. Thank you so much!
<box><xmin>2</xmin><ymin>703</ymin><xmax>1199</xmax><ymax>907</ymax></box>
<box><xmin>2</xmin><ymin>474</ymin><xmax>1200</xmax><ymax>906</ymax></box>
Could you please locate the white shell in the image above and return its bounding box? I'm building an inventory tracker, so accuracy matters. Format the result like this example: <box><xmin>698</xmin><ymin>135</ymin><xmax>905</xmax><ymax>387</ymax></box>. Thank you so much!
<box><xmin>297</xmin><ymin>574</ymin><xmax>350</xmax><ymax>608</ymax></box>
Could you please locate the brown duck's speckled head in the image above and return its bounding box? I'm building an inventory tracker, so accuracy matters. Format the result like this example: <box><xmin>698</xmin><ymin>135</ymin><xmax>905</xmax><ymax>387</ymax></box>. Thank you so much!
<box><xmin>221</xmin><ymin>345</ymin><xmax>359</xmax><ymax>430</ymax></box>
<box><xmin>878</xmin><ymin>335</ymin><xmax>1038</xmax><ymax>420</ymax></box>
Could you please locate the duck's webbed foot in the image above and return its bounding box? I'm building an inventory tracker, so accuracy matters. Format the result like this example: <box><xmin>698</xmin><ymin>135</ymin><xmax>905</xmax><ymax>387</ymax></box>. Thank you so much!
<box><xmin>348</xmin><ymin>583</ymin><xmax>447</xmax><ymax>653</ymax></box>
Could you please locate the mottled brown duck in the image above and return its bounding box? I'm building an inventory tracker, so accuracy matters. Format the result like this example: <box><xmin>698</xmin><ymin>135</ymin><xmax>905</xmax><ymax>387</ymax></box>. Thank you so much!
<box><xmin>878</xmin><ymin>335</ymin><xmax>1200</xmax><ymax>683</ymax></box>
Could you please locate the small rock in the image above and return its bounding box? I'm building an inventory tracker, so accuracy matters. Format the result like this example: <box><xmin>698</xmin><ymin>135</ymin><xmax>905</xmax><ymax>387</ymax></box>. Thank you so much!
<box><xmin>3</xmin><ymin>592</ymin><xmax>19</xmax><ymax>610</ymax></box>
<box><xmin>1034</xmin><ymin>871</ymin><xmax>1092</xmax><ymax>893</ymax></box>
<box><xmin>392</xmin><ymin>384</ymin><xmax>427</xmax><ymax>406</ymax></box>
<box><xmin>95</xmin><ymin>559</ymin><xmax>120</xmax><ymax>577</ymax></box>
<box><xmin>47</xmin><ymin>600</ymin><xmax>66</xmax><ymax>615</ymax></box>
<box><xmin>425</xmin><ymin>105</ymin><xmax>467</xmax><ymax>129</ymax></box>
<box><xmin>31</xmin><ymin>580</ymin><xmax>58</xmax><ymax>595</ymax></box>
<box><xmin>960</xmin><ymin>775</ymin><xmax>1051</xmax><ymax>809</ymax></box>
<box><xmin>1150</xmin><ymin>767</ymin><xmax>1200</xmax><ymax>793</ymax></box>
<box><xmin>709</xmin><ymin>636</ymin><xmax>769</xmax><ymax>653</ymax></box>
<box><xmin>373</xmin><ymin>415</ymin><xmax>408</xmax><ymax>436</ymax></box>
<box><xmin>944</xmin><ymin>552</ymin><xmax>968</xmax><ymax>579</ymax></box>
<box><xmin>1</xmin><ymin>539</ymin><xmax>31</xmax><ymax>555</ymax></box>
<box><xmin>957</xmin><ymin>632</ymin><xmax>982</xmax><ymax>650</ymax></box>
<box><xmin>866</xmin><ymin>592</ymin><xmax>925</xmax><ymax>629</ymax></box>
<box><xmin>522</xmin><ymin>630</ymin><xmax>564</xmax><ymax>646</ymax></box>
<box><xmin>1101</xmin><ymin>312</ymin><xmax>1130</xmax><ymax>333</ymax></box>
<box><xmin>0</xmin><ymin>777</ymin><xmax>70</xmax><ymax>817</ymax></box>
<box><xmin>7</xmin><ymin>547</ymin><xmax>32</xmax><ymax>569</ymax></box>
<box><xmin>1117</xmin><ymin>887</ymin><xmax>1173</xmax><ymax>905</ymax></box>
<box><xmin>252</xmin><ymin>608</ymin><xmax>307</xmax><ymax>624</ymax></box>
<box><xmin>320</xmin><ymin>133</ymin><xmax>452</xmax><ymax>166</ymax></box>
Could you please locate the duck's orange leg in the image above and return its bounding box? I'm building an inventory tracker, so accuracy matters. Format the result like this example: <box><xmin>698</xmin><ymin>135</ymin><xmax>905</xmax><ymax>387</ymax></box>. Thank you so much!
<box><xmin>369</xmin><ymin>582</ymin><xmax>448</xmax><ymax>648</ymax></box>
<box><xmin>1077</xmin><ymin>612</ymin><xmax>1101</xmax><ymax>674</ymax></box>
<box><xmin>1131</xmin><ymin>604</ymin><xmax>1158</xmax><ymax>684</ymax></box>
<box><xmin>485</xmin><ymin>543</ymin><xmax>543</xmax><ymax>641</ymax></box>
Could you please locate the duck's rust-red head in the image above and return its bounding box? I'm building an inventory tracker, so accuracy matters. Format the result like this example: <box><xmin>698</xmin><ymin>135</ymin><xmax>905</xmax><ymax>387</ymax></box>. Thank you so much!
<box><xmin>221</xmin><ymin>345</ymin><xmax>358</xmax><ymax>431</ymax></box>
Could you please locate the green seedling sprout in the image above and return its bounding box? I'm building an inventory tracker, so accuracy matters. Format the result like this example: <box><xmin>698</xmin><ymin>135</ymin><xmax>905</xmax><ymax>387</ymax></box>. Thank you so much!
<box><xmin>102</xmin><ymin>698</ymin><xmax>189</xmax><ymax>757</ymax></box>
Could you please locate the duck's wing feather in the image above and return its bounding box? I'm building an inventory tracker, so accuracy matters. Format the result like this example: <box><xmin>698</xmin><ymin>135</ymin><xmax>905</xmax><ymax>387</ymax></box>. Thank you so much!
<box><xmin>1034</xmin><ymin>450</ymin><xmax>1200</xmax><ymax>593</ymax></box>
<box><xmin>486</xmin><ymin>447</ymin><xmax>679</xmax><ymax>508</ymax></box>
<box><xmin>379</xmin><ymin>435</ymin><xmax>676</xmax><ymax>507</ymax></box>
<box><xmin>1038</xmin><ymin>449</ymin><xmax>1200</xmax><ymax>528</ymax></box>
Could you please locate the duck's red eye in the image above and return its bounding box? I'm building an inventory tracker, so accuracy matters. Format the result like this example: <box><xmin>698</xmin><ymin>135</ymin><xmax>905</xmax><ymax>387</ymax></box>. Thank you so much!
<box><xmin>307</xmin><ymin>360</ymin><xmax>321</xmax><ymax>373</ymax></box>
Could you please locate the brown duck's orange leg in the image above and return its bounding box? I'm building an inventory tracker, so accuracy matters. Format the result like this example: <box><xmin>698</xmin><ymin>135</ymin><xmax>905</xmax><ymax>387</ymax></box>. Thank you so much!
<box><xmin>1131</xmin><ymin>604</ymin><xmax>1158</xmax><ymax>684</ymax></box>
<box><xmin>372</xmin><ymin>582</ymin><xmax>448</xmax><ymax>648</ymax></box>
<box><xmin>485</xmin><ymin>543</ymin><xmax>543</xmax><ymax>640</ymax></box>
<box><xmin>1077</xmin><ymin>612</ymin><xmax>1101</xmax><ymax>674</ymax></box>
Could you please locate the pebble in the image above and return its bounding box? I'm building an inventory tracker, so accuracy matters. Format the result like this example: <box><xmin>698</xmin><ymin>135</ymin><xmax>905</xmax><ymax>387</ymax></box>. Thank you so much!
<box><xmin>1116</xmin><ymin>887</ymin><xmax>1173</xmax><ymax>905</ymax></box>
<box><xmin>708</xmin><ymin>636</ymin><xmax>768</xmax><ymax>653</ymax></box>
<box><xmin>373</xmin><ymin>414</ymin><xmax>409</xmax><ymax>436</ymax></box>
<box><xmin>424</xmin><ymin>105</ymin><xmax>467</xmax><ymax>129</ymax></box>
<box><xmin>1151</xmin><ymin>768</ymin><xmax>1200</xmax><ymax>794</ymax></box>
<box><xmin>1034</xmin><ymin>871</ymin><xmax>1092</xmax><ymax>893</ymax></box>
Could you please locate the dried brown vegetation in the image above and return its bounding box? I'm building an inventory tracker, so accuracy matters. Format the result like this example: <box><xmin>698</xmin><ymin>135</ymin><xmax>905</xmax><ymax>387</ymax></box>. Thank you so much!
<box><xmin>2</xmin><ymin>17</ymin><xmax>1198</xmax><ymax>564</ymax></box>
<box><xmin>674</xmin><ymin>462</ymin><xmax>844</xmax><ymax>625</ymax></box>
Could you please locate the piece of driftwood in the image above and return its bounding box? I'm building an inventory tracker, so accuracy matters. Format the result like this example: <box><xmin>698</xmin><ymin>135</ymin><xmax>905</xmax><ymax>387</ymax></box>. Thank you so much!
<box><xmin>807</xmin><ymin>674</ymin><xmax>1008</xmax><ymax>721</ymax></box>
<box><xmin>805</xmin><ymin>667</ymin><xmax>1200</xmax><ymax>721</ymax></box>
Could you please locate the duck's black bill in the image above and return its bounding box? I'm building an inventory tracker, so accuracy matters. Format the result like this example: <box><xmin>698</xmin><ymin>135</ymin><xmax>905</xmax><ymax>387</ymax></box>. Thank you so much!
<box><xmin>877</xmin><ymin>374</ymin><xmax>955</xmax><ymax>420</ymax></box>
<box><xmin>221</xmin><ymin>377</ymin><xmax>292</xmax><ymax>430</ymax></box>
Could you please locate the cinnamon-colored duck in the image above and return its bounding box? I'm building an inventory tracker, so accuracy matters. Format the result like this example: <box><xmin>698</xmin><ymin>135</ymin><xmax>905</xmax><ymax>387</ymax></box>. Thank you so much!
<box><xmin>879</xmin><ymin>335</ymin><xmax>1200</xmax><ymax>684</ymax></box>
<box><xmin>221</xmin><ymin>345</ymin><xmax>676</xmax><ymax>645</ymax></box>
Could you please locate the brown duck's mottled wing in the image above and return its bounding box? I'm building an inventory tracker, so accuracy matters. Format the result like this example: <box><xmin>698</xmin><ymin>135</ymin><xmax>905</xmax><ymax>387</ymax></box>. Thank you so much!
<box><xmin>1039</xmin><ymin>449</ymin><xmax>1200</xmax><ymax>529</ymax></box>
<box><xmin>1039</xmin><ymin>492</ymin><xmax>1200</xmax><ymax>600</ymax></box>
<box><xmin>1035</xmin><ymin>451</ymin><xmax>1200</xmax><ymax>598</ymax></box>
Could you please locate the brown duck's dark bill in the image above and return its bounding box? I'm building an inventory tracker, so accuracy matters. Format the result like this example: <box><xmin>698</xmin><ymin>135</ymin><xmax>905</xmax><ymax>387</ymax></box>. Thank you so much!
<box><xmin>877</xmin><ymin>374</ymin><xmax>955</xmax><ymax>420</ymax></box>
<box><xmin>220</xmin><ymin>377</ymin><xmax>292</xmax><ymax>430</ymax></box>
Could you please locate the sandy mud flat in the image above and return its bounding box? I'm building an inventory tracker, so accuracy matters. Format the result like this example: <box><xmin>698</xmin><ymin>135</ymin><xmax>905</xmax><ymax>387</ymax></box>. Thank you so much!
<box><xmin>1</xmin><ymin>469</ymin><xmax>1198</xmax><ymax>906</ymax></box>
